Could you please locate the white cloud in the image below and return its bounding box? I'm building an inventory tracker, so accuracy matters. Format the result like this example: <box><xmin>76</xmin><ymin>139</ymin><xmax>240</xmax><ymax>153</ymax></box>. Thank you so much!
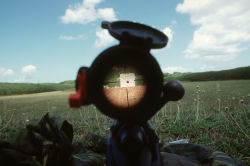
<box><xmin>200</xmin><ymin>65</ymin><xmax>217</xmax><ymax>72</ymax></box>
<box><xmin>94</xmin><ymin>29</ymin><xmax>115</xmax><ymax>48</ymax></box>
<box><xmin>59</xmin><ymin>34</ymin><xmax>85</xmax><ymax>40</ymax></box>
<box><xmin>162</xmin><ymin>27</ymin><xmax>173</xmax><ymax>46</ymax></box>
<box><xmin>4</xmin><ymin>69</ymin><xmax>14</xmax><ymax>76</ymax></box>
<box><xmin>83</xmin><ymin>0</ymin><xmax>102</xmax><ymax>7</ymax></box>
<box><xmin>176</xmin><ymin>0</ymin><xmax>250</xmax><ymax>62</ymax></box>
<box><xmin>12</xmin><ymin>65</ymin><xmax>37</xmax><ymax>83</ymax></box>
<box><xmin>163</xmin><ymin>66</ymin><xmax>192</xmax><ymax>73</ymax></box>
<box><xmin>22</xmin><ymin>65</ymin><xmax>37</xmax><ymax>75</ymax></box>
<box><xmin>60</xmin><ymin>0</ymin><xmax>117</xmax><ymax>24</ymax></box>
<box><xmin>97</xmin><ymin>8</ymin><xmax>116</xmax><ymax>21</ymax></box>
<box><xmin>0</xmin><ymin>67</ymin><xmax>14</xmax><ymax>77</ymax></box>
<box><xmin>0</xmin><ymin>65</ymin><xmax>38</xmax><ymax>83</ymax></box>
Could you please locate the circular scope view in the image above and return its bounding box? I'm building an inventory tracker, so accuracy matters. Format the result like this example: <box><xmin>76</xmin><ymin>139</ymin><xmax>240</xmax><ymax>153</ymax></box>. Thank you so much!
<box><xmin>103</xmin><ymin>65</ymin><xmax>147</xmax><ymax>109</ymax></box>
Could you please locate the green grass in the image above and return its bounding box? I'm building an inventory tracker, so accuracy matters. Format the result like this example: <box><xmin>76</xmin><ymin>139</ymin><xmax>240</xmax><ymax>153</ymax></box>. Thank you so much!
<box><xmin>0</xmin><ymin>81</ymin><xmax>74</xmax><ymax>96</ymax></box>
<box><xmin>0</xmin><ymin>80</ymin><xmax>249</xmax><ymax>164</ymax></box>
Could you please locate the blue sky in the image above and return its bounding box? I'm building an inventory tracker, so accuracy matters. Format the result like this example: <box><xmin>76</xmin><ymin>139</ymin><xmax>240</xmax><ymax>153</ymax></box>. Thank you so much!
<box><xmin>0</xmin><ymin>0</ymin><xmax>249</xmax><ymax>83</ymax></box>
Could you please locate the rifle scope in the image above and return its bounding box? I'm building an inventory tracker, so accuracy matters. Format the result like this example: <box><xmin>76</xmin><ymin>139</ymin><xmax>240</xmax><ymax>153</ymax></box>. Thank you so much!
<box><xmin>69</xmin><ymin>21</ymin><xmax>185</xmax><ymax>123</ymax></box>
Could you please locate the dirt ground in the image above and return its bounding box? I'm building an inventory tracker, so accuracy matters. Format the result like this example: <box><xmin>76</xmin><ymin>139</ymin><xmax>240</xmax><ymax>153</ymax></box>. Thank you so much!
<box><xmin>103</xmin><ymin>85</ymin><xmax>147</xmax><ymax>108</ymax></box>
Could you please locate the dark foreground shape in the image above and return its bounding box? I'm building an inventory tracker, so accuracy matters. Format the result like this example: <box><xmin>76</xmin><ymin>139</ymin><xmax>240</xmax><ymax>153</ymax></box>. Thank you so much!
<box><xmin>107</xmin><ymin>120</ymin><xmax>162</xmax><ymax>166</ymax></box>
<box><xmin>0</xmin><ymin>114</ymin><xmax>247</xmax><ymax>166</ymax></box>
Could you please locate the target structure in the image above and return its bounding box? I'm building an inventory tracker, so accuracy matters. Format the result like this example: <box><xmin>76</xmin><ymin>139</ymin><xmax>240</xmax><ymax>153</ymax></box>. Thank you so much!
<box><xmin>120</xmin><ymin>73</ymin><xmax>135</xmax><ymax>87</ymax></box>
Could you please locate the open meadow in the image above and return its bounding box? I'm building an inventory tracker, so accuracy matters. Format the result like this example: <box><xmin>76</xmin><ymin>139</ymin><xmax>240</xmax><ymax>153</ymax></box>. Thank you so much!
<box><xmin>0</xmin><ymin>80</ymin><xmax>249</xmax><ymax>164</ymax></box>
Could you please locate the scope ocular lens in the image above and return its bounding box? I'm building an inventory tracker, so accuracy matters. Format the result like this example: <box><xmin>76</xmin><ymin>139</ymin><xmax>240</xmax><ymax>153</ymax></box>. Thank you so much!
<box><xmin>103</xmin><ymin>65</ymin><xmax>147</xmax><ymax>109</ymax></box>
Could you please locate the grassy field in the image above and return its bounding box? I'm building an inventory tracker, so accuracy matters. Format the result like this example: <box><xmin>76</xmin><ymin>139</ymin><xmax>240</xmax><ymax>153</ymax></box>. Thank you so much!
<box><xmin>0</xmin><ymin>81</ymin><xmax>74</xmax><ymax>96</ymax></box>
<box><xmin>0</xmin><ymin>80</ymin><xmax>249</xmax><ymax>164</ymax></box>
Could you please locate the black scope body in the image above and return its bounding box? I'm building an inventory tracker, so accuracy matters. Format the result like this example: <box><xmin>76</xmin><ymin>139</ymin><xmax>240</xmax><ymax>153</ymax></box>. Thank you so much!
<box><xmin>69</xmin><ymin>20</ymin><xmax>185</xmax><ymax>124</ymax></box>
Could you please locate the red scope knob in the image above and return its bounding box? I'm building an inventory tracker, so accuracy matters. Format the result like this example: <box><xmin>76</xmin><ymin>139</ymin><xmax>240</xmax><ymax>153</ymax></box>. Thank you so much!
<box><xmin>68</xmin><ymin>68</ymin><xmax>87</xmax><ymax>108</ymax></box>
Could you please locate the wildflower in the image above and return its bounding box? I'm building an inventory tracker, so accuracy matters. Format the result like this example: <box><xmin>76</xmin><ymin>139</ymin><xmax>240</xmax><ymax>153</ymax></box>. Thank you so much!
<box><xmin>26</xmin><ymin>119</ymin><xmax>29</xmax><ymax>122</ymax></box>
<box><xmin>240</xmin><ymin>99</ymin><xmax>244</xmax><ymax>104</ymax></box>
<box><xmin>196</xmin><ymin>85</ymin><xmax>200</xmax><ymax>89</ymax></box>
<box><xmin>194</xmin><ymin>98</ymin><xmax>197</xmax><ymax>102</ymax></box>
<box><xmin>225</xmin><ymin>106</ymin><xmax>229</xmax><ymax>111</ymax></box>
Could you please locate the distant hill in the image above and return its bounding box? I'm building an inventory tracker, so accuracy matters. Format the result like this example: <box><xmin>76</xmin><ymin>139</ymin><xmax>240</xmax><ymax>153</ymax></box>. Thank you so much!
<box><xmin>1</xmin><ymin>66</ymin><xmax>249</xmax><ymax>96</ymax></box>
<box><xmin>0</xmin><ymin>82</ymin><xmax>74</xmax><ymax>96</ymax></box>
<box><xmin>60</xmin><ymin>80</ymin><xmax>75</xmax><ymax>86</ymax></box>
<box><xmin>164</xmin><ymin>66</ymin><xmax>250</xmax><ymax>82</ymax></box>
